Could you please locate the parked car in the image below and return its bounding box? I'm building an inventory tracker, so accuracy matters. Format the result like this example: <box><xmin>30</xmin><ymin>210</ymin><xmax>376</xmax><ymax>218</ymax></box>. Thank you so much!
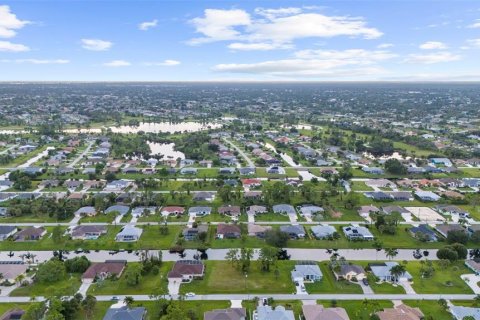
<box><xmin>362</xmin><ymin>278</ymin><xmax>369</xmax><ymax>286</ymax></box>
<box><xmin>185</xmin><ymin>292</ymin><xmax>195</xmax><ymax>298</ymax></box>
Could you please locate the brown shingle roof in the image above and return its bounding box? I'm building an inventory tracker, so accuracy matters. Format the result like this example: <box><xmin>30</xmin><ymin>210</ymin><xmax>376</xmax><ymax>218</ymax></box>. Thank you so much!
<box><xmin>168</xmin><ymin>260</ymin><xmax>204</xmax><ymax>279</ymax></box>
<box><xmin>82</xmin><ymin>260</ymin><xmax>126</xmax><ymax>279</ymax></box>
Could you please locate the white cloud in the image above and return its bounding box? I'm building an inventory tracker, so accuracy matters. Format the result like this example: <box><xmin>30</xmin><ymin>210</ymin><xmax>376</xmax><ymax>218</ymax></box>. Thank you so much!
<box><xmin>81</xmin><ymin>39</ymin><xmax>113</xmax><ymax>51</ymax></box>
<box><xmin>213</xmin><ymin>48</ymin><xmax>395</xmax><ymax>78</ymax></box>
<box><xmin>139</xmin><ymin>19</ymin><xmax>158</xmax><ymax>31</ymax></box>
<box><xmin>189</xmin><ymin>7</ymin><xmax>382</xmax><ymax>50</ymax></box>
<box><xmin>0</xmin><ymin>40</ymin><xmax>29</xmax><ymax>52</ymax></box>
<box><xmin>419</xmin><ymin>41</ymin><xmax>447</xmax><ymax>50</ymax></box>
<box><xmin>0</xmin><ymin>59</ymin><xmax>69</xmax><ymax>64</ymax></box>
<box><xmin>0</xmin><ymin>5</ymin><xmax>30</xmax><ymax>38</ymax></box>
<box><xmin>228</xmin><ymin>42</ymin><xmax>292</xmax><ymax>51</ymax></box>
<box><xmin>467</xmin><ymin>19</ymin><xmax>480</xmax><ymax>28</ymax></box>
<box><xmin>144</xmin><ymin>59</ymin><xmax>181</xmax><ymax>66</ymax></box>
<box><xmin>188</xmin><ymin>9</ymin><xmax>251</xmax><ymax>45</ymax></box>
<box><xmin>405</xmin><ymin>52</ymin><xmax>460</xmax><ymax>64</ymax></box>
<box><xmin>377</xmin><ymin>43</ymin><xmax>394</xmax><ymax>49</ymax></box>
<box><xmin>467</xmin><ymin>39</ymin><xmax>480</xmax><ymax>48</ymax></box>
<box><xmin>103</xmin><ymin>60</ymin><xmax>131</xmax><ymax>67</ymax></box>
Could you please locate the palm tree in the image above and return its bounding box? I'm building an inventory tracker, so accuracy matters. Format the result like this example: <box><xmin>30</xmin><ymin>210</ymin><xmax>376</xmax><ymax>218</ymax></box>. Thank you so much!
<box><xmin>384</xmin><ymin>248</ymin><xmax>398</xmax><ymax>260</ymax></box>
<box><xmin>390</xmin><ymin>264</ymin><xmax>406</xmax><ymax>282</ymax></box>
<box><xmin>124</xmin><ymin>296</ymin><xmax>134</xmax><ymax>308</ymax></box>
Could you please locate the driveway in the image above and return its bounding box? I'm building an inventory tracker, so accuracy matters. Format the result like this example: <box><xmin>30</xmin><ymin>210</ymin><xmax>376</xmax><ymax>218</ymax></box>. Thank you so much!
<box><xmin>77</xmin><ymin>281</ymin><xmax>92</xmax><ymax>296</ymax></box>
<box><xmin>69</xmin><ymin>215</ymin><xmax>82</xmax><ymax>225</ymax></box>
<box><xmin>288</xmin><ymin>213</ymin><xmax>298</xmax><ymax>223</ymax></box>
<box><xmin>461</xmin><ymin>274</ymin><xmax>480</xmax><ymax>294</ymax></box>
<box><xmin>398</xmin><ymin>280</ymin><xmax>416</xmax><ymax>294</ymax></box>
<box><xmin>168</xmin><ymin>278</ymin><xmax>181</xmax><ymax>295</ymax></box>
<box><xmin>187</xmin><ymin>213</ymin><xmax>196</xmax><ymax>227</ymax></box>
<box><xmin>359</xmin><ymin>281</ymin><xmax>374</xmax><ymax>294</ymax></box>
<box><xmin>247</xmin><ymin>213</ymin><xmax>255</xmax><ymax>223</ymax></box>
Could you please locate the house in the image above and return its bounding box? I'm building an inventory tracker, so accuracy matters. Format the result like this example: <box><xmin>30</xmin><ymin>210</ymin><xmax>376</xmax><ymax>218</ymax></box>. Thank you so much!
<box><xmin>244</xmin><ymin>191</ymin><xmax>262</xmax><ymax>200</ymax></box>
<box><xmin>242</xmin><ymin>178</ymin><xmax>262</xmax><ymax>188</ymax></box>
<box><xmin>291</xmin><ymin>261</ymin><xmax>322</xmax><ymax>282</ymax></box>
<box><xmin>167</xmin><ymin>260</ymin><xmax>205</xmax><ymax>282</ymax></box>
<box><xmin>104</xmin><ymin>180</ymin><xmax>131</xmax><ymax>192</ymax></box>
<box><xmin>298</xmin><ymin>205</ymin><xmax>324</xmax><ymax>217</ymax></box>
<box><xmin>334</xmin><ymin>264</ymin><xmax>366</xmax><ymax>281</ymax></box>
<box><xmin>362</xmin><ymin>167</ymin><xmax>384</xmax><ymax>175</ymax></box>
<box><xmin>180</xmin><ymin>167</ymin><xmax>197</xmax><ymax>175</ymax></box>
<box><xmin>82</xmin><ymin>260</ymin><xmax>126</xmax><ymax>282</ymax></box>
<box><xmin>131</xmin><ymin>206</ymin><xmax>157</xmax><ymax>218</ymax></box>
<box><xmin>14</xmin><ymin>227</ymin><xmax>46</xmax><ymax>241</ymax></box>
<box><xmin>273</xmin><ymin>204</ymin><xmax>296</xmax><ymax>215</ymax></box>
<box><xmin>280</xmin><ymin>225</ymin><xmax>306</xmax><ymax>239</ymax></box>
<box><xmin>247</xmin><ymin>205</ymin><xmax>267</xmax><ymax>215</ymax></box>
<box><xmin>435</xmin><ymin>205</ymin><xmax>470</xmax><ymax>219</ymax></box>
<box><xmin>239</xmin><ymin>167</ymin><xmax>255</xmax><ymax>176</ymax></box>
<box><xmin>449</xmin><ymin>306</ymin><xmax>480</xmax><ymax>320</ymax></box>
<box><xmin>219</xmin><ymin>167</ymin><xmax>236</xmax><ymax>175</ymax></box>
<box><xmin>103</xmin><ymin>305</ymin><xmax>146</xmax><ymax>320</ymax></box>
<box><xmin>218</xmin><ymin>205</ymin><xmax>241</xmax><ymax>217</ymax></box>
<box><xmin>216</xmin><ymin>224</ymin><xmax>241</xmax><ymax>239</ymax></box>
<box><xmin>0</xmin><ymin>226</ymin><xmax>17</xmax><ymax>241</ymax></box>
<box><xmin>463</xmin><ymin>178</ymin><xmax>480</xmax><ymax>188</ymax></box>
<box><xmin>376</xmin><ymin>304</ymin><xmax>423</xmax><ymax>320</ymax></box>
<box><xmin>430</xmin><ymin>157</ymin><xmax>453</xmax><ymax>167</ymax></box>
<box><xmin>115</xmin><ymin>225</ymin><xmax>143</xmax><ymax>242</ymax></box>
<box><xmin>188</xmin><ymin>206</ymin><xmax>212</xmax><ymax>217</ymax></box>
<box><xmin>316</xmin><ymin>159</ymin><xmax>333</xmax><ymax>166</ymax></box>
<box><xmin>193</xmin><ymin>191</ymin><xmax>215</xmax><ymax>202</ymax></box>
<box><xmin>342</xmin><ymin>225</ymin><xmax>374</xmax><ymax>241</ymax></box>
<box><xmin>254</xmin><ymin>306</ymin><xmax>295</xmax><ymax>320</ymax></box>
<box><xmin>182</xmin><ymin>225</ymin><xmax>208</xmax><ymax>241</ymax></box>
<box><xmin>302</xmin><ymin>304</ymin><xmax>349</xmax><ymax>320</ymax></box>
<box><xmin>415</xmin><ymin>190</ymin><xmax>441</xmax><ymax>201</ymax></box>
<box><xmin>389</xmin><ymin>192</ymin><xmax>414</xmax><ymax>201</ymax></box>
<box><xmin>105</xmin><ymin>205</ymin><xmax>130</xmax><ymax>216</ymax></box>
<box><xmin>358</xmin><ymin>205</ymin><xmax>379</xmax><ymax>218</ymax></box>
<box><xmin>465</xmin><ymin>260</ymin><xmax>480</xmax><ymax>275</ymax></box>
<box><xmin>381</xmin><ymin>206</ymin><xmax>409</xmax><ymax>215</ymax></box>
<box><xmin>266</xmin><ymin>166</ymin><xmax>285</xmax><ymax>174</ymax></box>
<box><xmin>70</xmin><ymin>225</ymin><xmax>107</xmax><ymax>240</ymax></box>
<box><xmin>435</xmin><ymin>224</ymin><xmax>465</xmax><ymax>238</ymax></box>
<box><xmin>161</xmin><ymin>206</ymin><xmax>185</xmax><ymax>216</ymax></box>
<box><xmin>409</xmin><ymin>224</ymin><xmax>438</xmax><ymax>242</ymax></box>
<box><xmin>0</xmin><ymin>193</ymin><xmax>17</xmax><ymax>202</ymax></box>
<box><xmin>204</xmin><ymin>308</ymin><xmax>246</xmax><ymax>320</ymax></box>
<box><xmin>364</xmin><ymin>192</ymin><xmax>393</xmax><ymax>201</ymax></box>
<box><xmin>0</xmin><ymin>308</ymin><xmax>25</xmax><ymax>320</ymax></box>
<box><xmin>199</xmin><ymin>160</ymin><xmax>213</xmax><ymax>168</ymax></box>
<box><xmin>311</xmin><ymin>225</ymin><xmax>336</xmax><ymax>239</ymax></box>
<box><xmin>74</xmin><ymin>206</ymin><xmax>97</xmax><ymax>217</ymax></box>
<box><xmin>369</xmin><ymin>262</ymin><xmax>412</xmax><ymax>282</ymax></box>
<box><xmin>248</xmin><ymin>224</ymin><xmax>272</xmax><ymax>238</ymax></box>
<box><xmin>225</xmin><ymin>179</ymin><xmax>239</xmax><ymax>187</ymax></box>
<box><xmin>0</xmin><ymin>261</ymin><xmax>27</xmax><ymax>282</ymax></box>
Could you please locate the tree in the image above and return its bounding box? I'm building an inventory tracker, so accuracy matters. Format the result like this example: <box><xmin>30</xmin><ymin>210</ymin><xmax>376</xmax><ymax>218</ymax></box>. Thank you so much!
<box><xmin>447</xmin><ymin>230</ymin><xmax>469</xmax><ymax>245</ymax></box>
<box><xmin>239</xmin><ymin>248</ymin><xmax>253</xmax><ymax>273</ymax></box>
<box><xmin>124</xmin><ymin>296</ymin><xmax>134</xmax><ymax>308</ymax></box>
<box><xmin>125</xmin><ymin>264</ymin><xmax>143</xmax><ymax>286</ymax></box>
<box><xmin>36</xmin><ymin>259</ymin><xmax>66</xmax><ymax>283</ymax></box>
<box><xmin>437</xmin><ymin>247</ymin><xmax>459</xmax><ymax>262</ymax></box>
<box><xmin>82</xmin><ymin>295</ymin><xmax>97</xmax><ymax>320</ymax></box>
<box><xmin>390</xmin><ymin>264</ymin><xmax>406</xmax><ymax>282</ymax></box>
<box><xmin>265</xmin><ymin>229</ymin><xmax>289</xmax><ymax>248</ymax></box>
<box><xmin>384</xmin><ymin>158</ymin><xmax>407</xmax><ymax>175</ymax></box>
<box><xmin>225</xmin><ymin>249</ymin><xmax>239</xmax><ymax>267</ymax></box>
<box><xmin>384</xmin><ymin>248</ymin><xmax>398</xmax><ymax>260</ymax></box>
<box><xmin>160</xmin><ymin>301</ymin><xmax>188</xmax><ymax>320</ymax></box>
<box><xmin>52</xmin><ymin>226</ymin><xmax>64</xmax><ymax>243</ymax></box>
<box><xmin>22</xmin><ymin>302</ymin><xmax>47</xmax><ymax>320</ymax></box>
<box><xmin>65</xmin><ymin>256</ymin><xmax>91</xmax><ymax>273</ymax></box>
<box><xmin>259</xmin><ymin>247</ymin><xmax>279</xmax><ymax>272</ymax></box>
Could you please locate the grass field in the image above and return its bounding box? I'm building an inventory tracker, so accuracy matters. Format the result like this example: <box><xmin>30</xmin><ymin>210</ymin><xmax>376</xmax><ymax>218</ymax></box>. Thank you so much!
<box><xmin>10</xmin><ymin>274</ymin><xmax>82</xmax><ymax>297</ymax></box>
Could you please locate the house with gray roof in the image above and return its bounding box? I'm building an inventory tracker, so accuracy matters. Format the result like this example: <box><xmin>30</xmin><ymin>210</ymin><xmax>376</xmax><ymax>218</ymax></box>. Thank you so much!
<box><xmin>311</xmin><ymin>225</ymin><xmax>336</xmax><ymax>239</ymax></box>
<box><xmin>102</xmin><ymin>305</ymin><xmax>146</xmax><ymax>320</ymax></box>
<box><xmin>342</xmin><ymin>225</ymin><xmax>374</xmax><ymax>241</ymax></box>
<box><xmin>105</xmin><ymin>205</ymin><xmax>130</xmax><ymax>216</ymax></box>
<box><xmin>204</xmin><ymin>308</ymin><xmax>246</xmax><ymax>320</ymax></box>
<box><xmin>273</xmin><ymin>204</ymin><xmax>296</xmax><ymax>215</ymax></box>
<box><xmin>188</xmin><ymin>206</ymin><xmax>212</xmax><ymax>216</ymax></box>
<box><xmin>0</xmin><ymin>226</ymin><xmax>17</xmax><ymax>241</ymax></box>
<box><xmin>193</xmin><ymin>191</ymin><xmax>215</xmax><ymax>202</ymax></box>
<box><xmin>254</xmin><ymin>306</ymin><xmax>295</xmax><ymax>320</ymax></box>
<box><xmin>450</xmin><ymin>306</ymin><xmax>480</xmax><ymax>320</ymax></box>
<box><xmin>74</xmin><ymin>206</ymin><xmax>97</xmax><ymax>217</ymax></box>
<box><xmin>291</xmin><ymin>261</ymin><xmax>322</xmax><ymax>282</ymax></box>
<box><xmin>369</xmin><ymin>262</ymin><xmax>412</xmax><ymax>282</ymax></box>
<box><xmin>280</xmin><ymin>225</ymin><xmax>305</xmax><ymax>239</ymax></box>
<box><xmin>362</xmin><ymin>167</ymin><xmax>384</xmax><ymax>175</ymax></box>
<box><xmin>239</xmin><ymin>167</ymin><xmax>255</xmax><ymax>175</ymax></box>
<box><xmin>415</xmin><ymin>191</ymin><xmax>441</xmax><ymax>201</ymax></box>
<box><xmin>115</xmin><ymin>225</ymin><xmax>143</xmax><ymax>242</ymax></box>
<box><xmin>298</xmin><ymin>205</ymin><xmax>324</xmax><ymax>216</ymax></box>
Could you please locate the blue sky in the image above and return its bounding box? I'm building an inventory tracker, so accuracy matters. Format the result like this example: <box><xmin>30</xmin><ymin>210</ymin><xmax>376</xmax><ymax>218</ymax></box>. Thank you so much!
<box><xmin>0</xmin><ymin>0</ymin><xmax>479</xmax><ymax>81</ymax></box>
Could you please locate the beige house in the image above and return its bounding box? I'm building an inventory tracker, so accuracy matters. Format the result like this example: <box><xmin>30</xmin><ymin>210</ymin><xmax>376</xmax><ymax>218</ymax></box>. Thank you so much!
<box><xmin>302</xmin><ymin>304</ymin><xmax>349</xmax><ymax>320</ymax></box>
<box><xmin>376</xmin><ymin>304</ymin><xmax>424</xmax><ymax>320</ymax></box>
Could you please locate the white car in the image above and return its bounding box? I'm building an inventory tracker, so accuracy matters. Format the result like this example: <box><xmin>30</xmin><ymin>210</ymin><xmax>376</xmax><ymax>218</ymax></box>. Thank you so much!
<box><xmin>185</xmin><ymin>292</ymin><xmax>195</xmax><ymax>298</ymax></box>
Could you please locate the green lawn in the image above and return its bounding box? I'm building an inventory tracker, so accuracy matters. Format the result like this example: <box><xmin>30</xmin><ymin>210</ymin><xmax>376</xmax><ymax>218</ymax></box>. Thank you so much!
<box><xmin>406</xmin><ymin>261</ymin><xmax>473</xmax><ymax>294</ymax></box>
<box><xmin>10</xmin><ymin>274</ymin><xmax>82</xmax><ymax>297</ymax></box>
<box><xmin>179</xmin><ymin>260</ymin><xmax>296</xmax><ymax>294</ymax></box>
<box><xmin>305</xmin><ymin>262</ymin><xmax>363</xmax><ymax>294</ymax></box>
<box><xmin>87</xmin><ymin>262</ymin><xmax>172</xmax><ymax>295</ymax></box>
<box><xmin>317</xmin><ymin>300</ymin><xmax>394</xmax><ymax>320</ymax></box>
<box><xmin>403</xmin><ymin>300</ymin><xmax>452</xmax><ymax>320</ymax></box>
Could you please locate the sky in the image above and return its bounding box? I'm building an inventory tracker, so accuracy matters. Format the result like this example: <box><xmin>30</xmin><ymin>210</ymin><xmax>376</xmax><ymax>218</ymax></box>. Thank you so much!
<box><xmin>0</xmin><ymin>0</ymin><xmax>480</xmax><ymax>81</ymax></box>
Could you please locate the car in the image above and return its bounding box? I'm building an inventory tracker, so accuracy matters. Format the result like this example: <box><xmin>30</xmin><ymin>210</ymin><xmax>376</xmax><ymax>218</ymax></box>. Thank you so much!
<box><xmin>362</xmin><ymin>278</ymin><xmax>369</xmax><ymax>286</ymax></box>
<box><xmin>185</xmin><ymin>292</ymin><xmax>195</xmax><ymax>298</ymax></box>
<box><xmin>261</xmin><ymin>298</ymin><xmax>268</xmax><ymax>306</ymax></box>
<box><xmin>300</xmin><ymin>285</ymin><xmax>306</xmax><ymax>292</ymax></box>
<box><xmin>111</xmin><ymin>296</ymin><xmax>119</xmax><ymax>301</ymax></box>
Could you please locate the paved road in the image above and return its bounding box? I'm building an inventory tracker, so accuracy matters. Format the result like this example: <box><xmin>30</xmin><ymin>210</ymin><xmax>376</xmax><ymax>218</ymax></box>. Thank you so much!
<box><xmin>68</xmin><ymin>140</ymin><xmax>94</xmax><ymax>168</ymax></box>
<box><xmin>0</xmin><ymin>248</ymin><xmax>439</xmax><ymax>263</ymax></box>
<box><xmin>223</xmin><ymin>138</ymin><xmax>255</xmax><ymax>168</ymax></box>
<box><xmin>0</xmin><ymin>293</ymin><xmax>475</xmax><ymax>303</ymax></box>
